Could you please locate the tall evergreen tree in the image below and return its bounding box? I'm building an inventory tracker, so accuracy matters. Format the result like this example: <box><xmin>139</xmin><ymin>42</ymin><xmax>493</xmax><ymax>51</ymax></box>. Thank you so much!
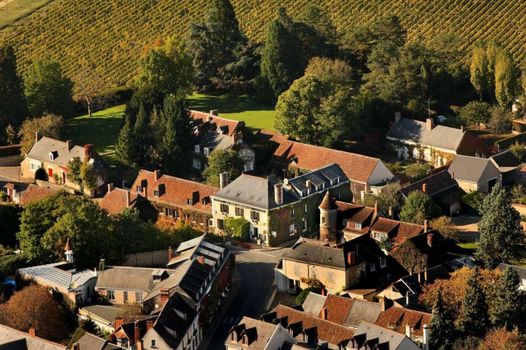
<box><xmin>470</xmin><ymin>43</ymin><xmax>490</xmax><ymax>100</ymax></box>
<box><xmin>115</xmin><ymin>114</ymin><xmax>136</xmax><ymax>166</ymax></box>
<box><xmin>492</xmin><ymin>267</ymin><xmax>525</xmax><ymax>330</ymax></box>
<box><xmin>158</xmin><ymin>95</ymin><xmax>193</xmax><ymax>175</ymax></box>
<box><xmin>459</xmin><ymin>268</ymin><xmax>490</xmax><ymax>337</ymax></box>
<box><xmin>133</xmin><ymin>104</ymin><xmax>153</xmax><ymax>165</ymax></box>
<box><xmin>259</xmin><ymin>11</ymin><xmax>306</xmax><ymax>102</ymax></box>
<box><xmin>429</xmin><ymin>290</ymin><xmax>457</xmax><ymax>350</ymax></box>
<box><xmin>476</xmin><ymin>183</ymin><xmax>525</xmax><ymax>267</ymax></box>
<box><xmin>0</xmin><ymin>45</ymin><xmax>27</xmax><ymax>144</ymax></box>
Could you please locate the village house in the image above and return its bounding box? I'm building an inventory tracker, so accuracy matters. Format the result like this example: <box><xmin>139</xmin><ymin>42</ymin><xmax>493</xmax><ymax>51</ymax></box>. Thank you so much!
<box><xmin>343</xmin><ymin>321</ymin><xmax>422</xmax><ymax>350</ymax></box>
<box><xmin>448</xmin><ymin>155</ymin><xmax>501</xmax><ymax>193</ymax></box>
<box><xmin>489</xmin><ymin>150</ymin><xmax>522</xmax><ymax>186</ymax></box>
<box><xmin>225</xmin><ymin>316</ymin><xmax>297</xmax><ymax>350</ymax></box>
<box><xmin>0</xmin><ymin>324</ymin><xmax>67</xmax><ymax>350</ymax></box>
<box><xmin>78</xmin><ymin>304</ymin><xmax>127</xmax><ymax>334</ymax></box>
<box><xmin>131</xmin><ymin>169</ymin><xmax>218</xmax><ymax>231</ymax></box>
<box><xmin>211</xmin><ymin>164</ymin><xmax>352</xmax><ymax>246</ymax></box>
<box><xmin>110</xmin><ymin>315</ymin><xmax>157</xmax><ymax>349</ymax></box>
<box><xmin>20</xmin><ymin>135</ymin><xmax>106</xmax><ymax>196</ymax></box>
<box><xmin>17</xmin><ymin>240</ymin><xmax>97</xmax><ymax>306</ymax></box>
<box><xmin>190</xmin><ymin>110</ymin><xmax>255</xmax><ymax>172</ymax></box>
<box><xmin>99</xmin><ymin>184</ymin><xmax>141</xmax><ymax>216</ymax></box>
<box><xmin>74</xmin><ymin>332</ymin><xmax>124</xmax><ymax>350</ymax></box>
<box><xmin>265</xmin><ymin>131</ymin><xmax>394</xmax><ymax>201</ymax></box>
<box><xmin>387</xmin><ymin>115</ymin><xmax>466</xmax><ymax>167</ymax></box>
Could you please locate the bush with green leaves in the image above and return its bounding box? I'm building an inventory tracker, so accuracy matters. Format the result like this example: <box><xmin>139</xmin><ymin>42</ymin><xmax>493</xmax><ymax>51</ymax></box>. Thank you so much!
<box><xmin>224</xmin><ymin>217</ymin><xmax>250</xmax><ymax>241</ymax></box>
<box><xmin>404</xmin><ymin>162</ymin><xmax>433</xmax><ymax>180</ymax></box>
<box><xmin>509</xmin><ymin>143</ymin><xmax>526</xmax><ymax>161</ymax></box>
<box><xmin>399</xmin><ymin>190</ymin><xmax>441</xmax><ymax>224</ymax></box>
<box><xmin>461</xmin><ymin>191</ymin><xmax>487</xmax><ymax>215</ymax></box>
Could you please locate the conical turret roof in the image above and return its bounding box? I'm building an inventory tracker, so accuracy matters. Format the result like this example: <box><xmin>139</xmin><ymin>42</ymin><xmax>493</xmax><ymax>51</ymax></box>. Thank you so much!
<box><xmin>319</xmin><ymin>191</ymin><xmax>337</xmax><ymax>210</ymax></box>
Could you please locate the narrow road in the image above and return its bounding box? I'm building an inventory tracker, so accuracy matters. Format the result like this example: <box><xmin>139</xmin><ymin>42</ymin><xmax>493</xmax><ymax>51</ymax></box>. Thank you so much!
<box><xmin>203</xmin><ymin>248</ymin><xmax>285</xmax><ymax>349</ymax></box>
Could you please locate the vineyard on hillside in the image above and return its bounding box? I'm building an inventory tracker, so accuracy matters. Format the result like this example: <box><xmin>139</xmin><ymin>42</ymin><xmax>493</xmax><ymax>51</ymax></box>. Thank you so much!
<box><xmin>1</xmin><ymin>0</ymin><xmax>526</xmax><ymax>90</ymax></box>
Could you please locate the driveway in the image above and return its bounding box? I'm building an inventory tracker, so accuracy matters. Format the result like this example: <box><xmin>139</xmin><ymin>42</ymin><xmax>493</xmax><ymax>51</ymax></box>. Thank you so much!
<box><xmin>452</xmin><ymin>215</ymin><xmax>480</xmax><ymax>242</ymax></box>
<box><xmin>202</xmin><ymin>247</ymin><xmax>288</xmax><ymax>350</ymax></box>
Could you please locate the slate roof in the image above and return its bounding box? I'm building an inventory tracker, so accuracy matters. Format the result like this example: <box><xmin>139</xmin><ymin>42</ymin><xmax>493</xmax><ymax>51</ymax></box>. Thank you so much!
<box><xmin>74</xmin><ymin>332</ymin><xmax>123</xmax><ymax>350</ymax></box>
<box><xmin>344</xmin><ymin>299</ymin><xmax>383</xmax><ymax>328</ymax></box>
<box><xmin>99</xmin><ymin>188</ymin><xmax>139</xmax><ymax>215</ymax></box>
<box><xmin>167</xmin><ymin>234</ymin><xmax>225</xmax><ymax>268</ymax></box>
<box><xmin>272</xmin><ymin>139</ymin><xmax>385</xmax><ymax>183</ymax></box>
<box><xmin>26</xmin><ymin>136</ymin><xmax>87</xmax><ymax>167</ymax></box>
<box><xmin>301</xmin><ymin>293</ymin><xmax>327</xmax><ymax>317</ymax></box>
<box><xmin>132</xmin><ymin>170</ymin><xmax>217</xmax><ymax>214</ymax></box>
<box><xmin>387</xmin><ymin>118</ymin><xmax>465</xmax><ymax>151</ymax></box>
<box><xmin>18</xmin><ymin>262</ymin><xmax>96</xmax><ymax>292</ymax></box>
<box><xmin>286</xmin><ymin>164</ymin><xmax>349</xmax><ymax>197</ymax></box>
<box><xmin>448</xmin><ymin>155</ymin><xmax>500</xmax><ymax>183</ymax></box>
<box><xmin>0</xmin><ymin>325</ymin><xmax>66</xmax><ymax>350</ymax></box>
<box><xmin>375</xmin><ymin>308</ymin><xmax>432</xmax><ymax>337</ymax></box>
<box><xmin>346</xmin><ymin>321</ymin><xmax>420</xmax><ymax>350</ymax></box>
<box><xmin>226</xmin><ymin>317</ymin><xmax>283</xmax><ymax>350</ymax></box>
<box><xmin>96</xmin><ymin>266</ymin><xmax>178</xmax><ymax>292</ymax></box>
<box><xmin>490</xmin><ymin>150</ymin><xmax>522</xmax><ymax>172</ymax></box>
<box><xmin>79</xmin><ymin>304</ymin><xmax>126</xmax><ymax>326</ymax></box>
<box><xmin>270</xmin><ymin>305</ymin><xmax>355</xmax><ymax>345</ymax></box>
<box><xmin>400</xmin><ymin>170</ymin><xmax>458</xmax><ymax>198</ymax></box>
<box><xmin>18</xmin><ymin>184</ymin><xmax>58</xmax><ymax>206</ymax></box>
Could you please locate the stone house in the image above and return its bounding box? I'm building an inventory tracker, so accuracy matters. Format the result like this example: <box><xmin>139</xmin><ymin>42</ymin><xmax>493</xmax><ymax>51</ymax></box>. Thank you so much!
<box><xmin>131</xmin><ymin>169</ymin><xmax>218</xmax><ymax>231</ymax></box>
<box><xmin>489</xmin><ymin>150</ymin><xmax>522</xmax><ymax>186</ymax></box>
<box><xmin>448</xmin><ymin>155</ymin><xmax>501</xmax><ymax>193</ymax></box>
<box><xmin>190</xmin><ymin>110</ymin><xmax>255</xmax><ymax>173</ymax></box>
<box><xmin>225</xmin><ymin>317</ymin><xmax>296</xmax><ymax>350</ymax></box>
<box><xmin>267</xmin><ymin>132</ymin><xmax>394</xmax><ymax>201</ymax></box>
<box><xmin>211</xmin><ymin>164</ymin><xmax>352</xmax><ymax>247</ymax></box>
<box><xmin>0</xmin><ymin>324</ymin><xmax>67</xmax><ymax>350</ymax></box>
<box><xmin>20</xmin><ymin>135</ymin><xmax>106</xmax><ymax>196</ymax></box>
<box><xmin>387</xmin><ymin>115</ymin><xmax>466</xmax><ymax>167</ymax></box>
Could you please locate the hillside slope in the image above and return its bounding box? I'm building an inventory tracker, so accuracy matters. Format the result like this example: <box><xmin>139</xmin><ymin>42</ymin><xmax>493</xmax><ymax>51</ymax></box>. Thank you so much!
<box><xmin>1</xmin><ymin>0</ymin><xmax>525</xmax><ymax>90</ymax></box>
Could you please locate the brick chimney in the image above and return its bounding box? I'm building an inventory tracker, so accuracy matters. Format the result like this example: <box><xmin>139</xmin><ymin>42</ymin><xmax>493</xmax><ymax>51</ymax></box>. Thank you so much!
<box><xmin>424</xmin><ymin>220</ymin><xmax>429</xmax><ymax>233</ymax></box>
<box><xmin>219</xmin><ymin>172</ymin><xmax>229</xmax><ymax>189</ymax></box>
<box><xmin>347</xmin><ymin>251</ymin><xmax>356</xmax><ymax>266</ymax></box>
<box><xmin>34</xmin><ymin>131</ymin><xmax>40</xmax><ymax>143</ymax></box>
<box><xmin>28</xmin><ymin>326</ymin><xmax>36</xmax><ymax>337</ymax></box>
<box><xmin>321</xmin><ymin>307</ymin><xmax>328</xmax><ymax>320</ymax></box>
<box><xmin>427</xmin><ymin>233</ymin><xmax>434</xmax><ymax>247</ymax></box>
<box><xmin>405</xmin><ymin>324</ymin><xmax>412</xmax><ymax>338</ymax></box>
<box><xmin>274</xmin><ymin>183</ymin><xmax>283</xmax><ymax>205</ymax></box>
<box><xmin>210</xmin><ymin>109</ymin><xmax>219</xmax><ymax>117</ymax></box>
<box><xmin>168</xmin><ymin>246</ymin><xmax>174</xmax><ymax>262</ymax></box>
<box><xmin>114</xmin><ymin>317</ymin><xmax>125</xmax><ymax>331</ymax></box>
<box><xmin>422</xmin><ymin>183</ymin><xmax>427</xmax><ymax>193</ymax></box>
<box><xmin>160</xmin><ymin>289</ymin><xmax>170</xmax><ymax>306</ymax></box>
<box><xmin>134</xmin><ymin>321</ymin><xmax>141</xmax><ymax>344</ymax></box>
<box><xmin>146</xmin><ymin>319</ymin><xmax>154</xmax><ymax>332</ymax></box>
<box><xmin>66</xmin><ymin>140</ymin><xmax>74</xmax><ymax>150</ymax></box>
<box><xmin>426</xmin><ymin>118</ymin><xmax>434</xmax><ymax>131</ymax></box>
<box><xmin>197</xmin><ymin>255</ymin><xmax>205</xmax><ymax>265</ymax></box>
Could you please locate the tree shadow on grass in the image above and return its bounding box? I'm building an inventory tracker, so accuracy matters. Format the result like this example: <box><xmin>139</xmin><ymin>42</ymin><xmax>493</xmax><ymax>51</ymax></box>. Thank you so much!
<box><xmin>186</xmin><ymin>93</ymin><xmax>274</xmax><ymax>114</ymax></box>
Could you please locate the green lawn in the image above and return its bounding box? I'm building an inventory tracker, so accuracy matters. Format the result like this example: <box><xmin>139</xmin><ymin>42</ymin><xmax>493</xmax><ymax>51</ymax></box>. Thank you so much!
<box><xmin>63</xmin><ymin>105</ymin><xmax>126</xmax><ymax>162</ymax></box>
<box><xmin>187</xmin><ymin>93</ymin><xmax>276</xmax><ymax>131</ymax></box>
<box><xmin>457</xmin><ymin>242</ymin><xmax>478</xmax><ymax>250</ymax></box>
<box><xmin>0</xmin><ymin>0</ymin><xmax>53</xmax><ymax>29</ymax></box>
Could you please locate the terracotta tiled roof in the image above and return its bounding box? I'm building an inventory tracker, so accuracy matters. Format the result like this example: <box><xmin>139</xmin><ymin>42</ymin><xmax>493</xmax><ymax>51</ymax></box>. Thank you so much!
<box><xmin>370</xmin><ymin>218</ymin><xmax>399</xmax><ymax>234</ymax></box>
<box><xmin>99</xmin><ymin>188</ymin><xmax>138</xmax><ymax>216</ymax></box>
<box><xmin>273</xmin><ymin>139</ymin><xmax>383</xmax><ymax>183</ymax></box>
<box><xmin>273</xmin><ymin>305</ymin><xmax>355</xmax><ymax>345</ymax></box>
<box><xmin>375</xmin><ymin>307</ymin><xmax>432</xmax><ymax>337</ymax></box>
<box><xmin>371</xmin><ymin>218</ymin><xmax>424</xmax><ymax>246</ymax></box>
<box><xmin>19</xmin><ymin>184</ymin><xmax>57</xmax><ymax>205</ymax></box>
<box><xmin>131</xmin><ymin>170</ymin><xmax>217</xmax><ymax>214</ymax></box>
<box><xmin>189</xmin><ymin>110</ymin><xmax>240</xmax><ymax>137</ymax></box>
<box><xmin>320</xmin><ymin>294</ymin><xmax>354</xmax><ymax>324</ymax></box>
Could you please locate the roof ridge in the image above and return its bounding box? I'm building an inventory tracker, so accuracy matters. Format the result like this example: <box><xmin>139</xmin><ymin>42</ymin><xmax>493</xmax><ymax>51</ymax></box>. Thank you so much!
<box><xmin>137</xmin><ymin>170</ymin><xmax>219</xmax><ymax>190</ymax></box>
<box><xmin>287</xmin><ymin>140</ymin><xmax>381</xmax><ymax>162</ymax></box>
<box><xmin>275</xmin><ymin>304</ymin><xmax>353</xmax><ymax>328</ymax></box>
<box><xmin>0</xmin><ymin>324</ymin><xmax>67</xmax><ymax>347</ymax></box>
<box><xmin>189</xmin><ymin>110</ymin><xmax>241</xmax><ymax>124</ymax></box>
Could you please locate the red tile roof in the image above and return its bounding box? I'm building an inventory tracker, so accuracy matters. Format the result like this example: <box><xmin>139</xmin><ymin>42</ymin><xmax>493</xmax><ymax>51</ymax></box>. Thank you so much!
<box><xmin>320</xmin><ymin>294</ymin><xmax>354</xmax><ymax>324</ymax></box>
<box><xmin>375</xmin><ymin>307</ymin><xmax>432</xmax><ymax>337</ymax></box>
<box><xmin>99</xmin><ymin>188</ymin><xmax>138</xmax><ymax>215</ymax></box>
<box><xmin>189</xmin><ymin>110</ymin><xmax>240</xmax><ymax>137</ymax></box>
<box><xmin>19</xmin><ymin>184</ymin><xmax>57</xmax><ymax>205</ymax></box>
<box><xmin>131</xmin><ymin>170</ymin><xmax>218</xmax><ymax>214</ymax></box>
<box><xmin>273</xmin><ymin>305</ymin><xmax>354</xmax><ymax>345</ymax></box>
<box><xmin>272</xmin><ymin>139</ymin><xmax>381</xmax><ymax>183</ymax></box>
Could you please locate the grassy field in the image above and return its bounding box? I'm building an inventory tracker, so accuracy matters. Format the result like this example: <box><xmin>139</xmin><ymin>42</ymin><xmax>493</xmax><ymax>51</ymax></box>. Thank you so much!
<box><xmin>0</xmin><ymin>0</ymin><xmax>52</xmax><ymax>29</ymax></box>
<box><xmin>63</xmin><ymin>105</ymin><xmax>125</xmax><ymax>162</ymax></box>
<box><xmin>187</xmin><ymin>93</ymin><xmax>276</xmax><ymax>131</ymax></box>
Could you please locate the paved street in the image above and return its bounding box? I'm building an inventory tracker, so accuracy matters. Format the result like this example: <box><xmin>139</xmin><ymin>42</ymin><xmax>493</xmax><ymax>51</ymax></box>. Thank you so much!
<box><xmin>202</xmin><ymin>247</ymin><xmax>287</xmax><ymax>350</ymax></box>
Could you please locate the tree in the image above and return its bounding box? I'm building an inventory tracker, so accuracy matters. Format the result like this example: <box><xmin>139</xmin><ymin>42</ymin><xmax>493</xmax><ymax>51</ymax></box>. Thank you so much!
<box><xmin>391</xmin><ymin>239</ymin><xmax>428</xmax><ymax>273</ymax></box>
<box><xmin>491</xmin><ymin>267</ymin><xmax>526</xmax><ymax>330</ymax></box>
<box><xmin>72</xmin><ymin>63</ymin><xmax>107</xmax><ymax>118</ymax></box>
<box><xmin>470</xmin><ymin>43</ymin><xmax>491</xmax><ymax>99</ymax></box>
<box><xmin>476</xmin><ymin>183</ymin><xmax>525</xmax><ymax>267</ymax></box>
<box><xmin>459</xmin><ymin>268</ymin><xmax>490</xmax><ymax>337</ymax></box>
<box><xmin>188</xmin><ymin>0</ymin><xmax>254</xmax><ymax>91</ymax></box>
<box><xmin>17</xmin><ymin>192</ymin><xmax>115</xmax><ymax>268</ymax></box>
<box><xmin>203</xmin><ymin>149</ymin><xmax>243</xmax><ymax>187</ymax></box>
<box><xmin>429</xmin><ymin>290</ymin><xmax>457</xmax><ymax>350</ymax></box>
<box><xmin>404</xmin><ymin>162</ymin><xmax>432</xmax><ymax>180</ymax></box>
<box><xmin>399</xmin><ymin>191</ymin><xmax>440</xmax><ymax>224</ymax></box>
<box><xmin>0</xmin><ymin>45</ymin><xmax>26</xmax><ymax>144</ymax></box>
<box><xmin>0</xmin><ymin>285</ymin><xmax>69</xmax><ymax>341</ymax></box>
<box><xmin>132</xmin><ymin>104</ymin><xmax>154</xmax><ymax>165</ymax></box>
<box><xmin>259</xmin><ymin>13</ymin><xmax>306</xmax><ymax>102</ymax></box>
<box><xmin>0</xmin><ymin>204</ymin><xmax>20</xmax><ymax>247</ymax></box>
<box><xmin>24</xmin><ymin>59</ymin><xmax>74</xmax><ymax>118</ymax></box>
<box><xmin>158</xmin><ymin>95</ymin><xmax>193</xmax><ymax>175</ymax></box>
<box><xmin>18</xmin><ymin>114</ymin><xmax>63</xmax><ymax>154</ymax></box>
<box><xmin>115</xmin><ymin>114</ymin><xmax>136</xmax><ymax>166</ymax></box>
<box><xmin>67</xmin><ymin>157</ymin><xmax>97</xmax><ymax>191</ymax></box>
<box><xmin>494</xmin><ymin>50</ymin><xmax>518</xmax><ymax>108</ymax></box>
<box><xmin>430</xmin><ymin>216</ymin><xmax>458</xmax><ymax>241</ymax></box>
<box><xmin>224</xmin><ymin>217</ymin><xmax>250</xmax><ymax>241</ymax></box>
<box><xmin>458</xmin><ymin>101</ymin><xmax>491</xmax><ymax>127</ymax></box>
<box><xmin>298</xmin><ymin>5</ymin><xmax>338</xmax><ymax>49</ymax></box>
<box><xmin>136</xmin><ymin>37</ymin><xmax>194</xmax><ymax>98</ymax></box>
<box><xmin>481</xmin><ymin>328</ymin><xmax>526</xmax><ymax>350</ymax></box>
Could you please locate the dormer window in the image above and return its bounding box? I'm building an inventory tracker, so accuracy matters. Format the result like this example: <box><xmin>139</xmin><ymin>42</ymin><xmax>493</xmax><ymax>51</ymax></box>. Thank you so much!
<box><xmin>204</xmin><ymin>147</ymin><xmax>210</xmax><ymax>156</ymax></box>
<box><xmin>380</xmin><ymin>257</ymin><xmax>387</xmax><ymax>268</ymax></box>
<box><xmin>49</xmin><ymin>151</ymin><xmax>58</xmax><ymax>161</ymax></box>
<box><xmin>356</xmin><ymin>223</ymin><xmax>362</xmax><ymax>230</ymax></box>
<box><xmin>369</xmin><ymin>263</ymin><xmax>376</xmax><ymax>272</ymax></box>
<box><xmin>194</xmin><ymin>144</ymin><xmax>201</xmax><ymax>153</ymax></box>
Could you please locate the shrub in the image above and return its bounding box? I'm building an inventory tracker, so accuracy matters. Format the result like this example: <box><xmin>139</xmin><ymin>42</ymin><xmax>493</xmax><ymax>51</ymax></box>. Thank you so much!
<box><xmin>462</xmin><ymin>191</ymin><xmax>487</xmax><ymax>215</ymax></box>
<box><xmin>509</xmin><ymin>143</ymin><xmax>526</xmax><ymax>161</ymax></box>
<box><xmin>404</xmin><ymin>162</ymin><xmax>432</xmax><ymax>180</ymax></box>
<box><xmin>224</xmin><ymin>217</ymin><xmax>251</xmax><ymax>241</ymax></box>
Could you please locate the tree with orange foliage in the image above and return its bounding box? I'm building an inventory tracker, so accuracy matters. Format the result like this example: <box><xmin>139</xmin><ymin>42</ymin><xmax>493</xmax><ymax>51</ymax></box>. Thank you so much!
<box><xmin>0</xmin><ymin>284</ymin><xmax>69</xmax><ymax>342</ymax></box>
<box><xmin>420</xmin><ymin>266</ymin><xmax>500</xmax><ymax>320</ymax></box>
<box><xmin>481</xmin><ymin>328</ymin><xmax>526</xmax><ymax>350</ymax></box>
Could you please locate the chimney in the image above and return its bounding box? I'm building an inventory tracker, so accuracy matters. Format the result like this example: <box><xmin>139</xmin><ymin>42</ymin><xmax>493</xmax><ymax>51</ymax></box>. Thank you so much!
<box><xmin>423</xmin><ymin>324</ymin><xmax>430</xmax><ymax>350</ymax></box>
<box><xmin>395</xmin><ymin>112</ymin><xmax>402</xmax><ymax>124</ymax></box>
<box><xmin>73</xmin><ymin>344</ymin><xmax>80</xmax><ymax>350</ymax></box>
<box><xmin>422</xmin><ymin>183</ymin><xmax>427</xmax><ymax>193</ymax></box>
<box><xmin>405</xmin><ymin>291</ymin><xmax>410</xmax><ymax>305</ymax></box>
<box><xmin>219</xmin><ymin>172</ymin><xmax>229</xmax><ymax>189</ymax></box>
<box><xmin>197</xmin><ymin>255</ymin><xmax>205</xmax><ymax>265</ymax></box>
<box><xmin>427</xmin><ymin>233</ymin><xmax>434</xmax><ymax>248</ymax></box>
<box><xmin>168</xmin><ymin>246</ymin><xmax>174</xmax><ymax>262</ymax></box>
<box><xmin>210</xmin><ymin>109</ymin><xmax>219</xmax><ymax>116</ymax></box>
<box><xmin>107</xmin><ymin>183</ymin><xmax>114</xmax><ymax>193</ymax></box>
<box><xmin>321</xmin><ymin>307</ymin><xmax>328</xmax><ymax>320</ymax></box>
<box><xmin>274</xmin><ymin>183</ymin><xmax>283</xmax><ymax>205</ymax></box>
<box><xmin>424</xmin><ymin>269</ymin><xmax>428</xmax><ymax>283</ymax></box>
<box><xmin>99</xmin><ymin>258</ymin><xmax>106</xmax><ymax>271</ymax></box>
<box><xmin>136</xmin><ymin>341</ymin><xmax>144</xmax><ymax>350</ymax></box>
<box><xmin>321</xmin><ymin>287</ymin><xmax>326</xmax><ymax>296</ymax></box>
<box><xmin>154</xmin><ymin>170</ymin><xmax>161</xmax><ymax>182</ymax></box>
<box><xmin>134</xmin><ymin>321</ymin><xmax>141</xmax><ymax>344</ymax></box>
<box><xmin>347</xmin><ymin>251</ymin><xmax>356</xmax><ymax>266</ymax></box>
<box><xmin>113</xmin><ymin>317</ymin><xmax>125</xmax><ymax>331</ymax></box>
<box><xmin>374</xmin><ymin>201</ymin><xmax>378</xmax><ymax>216</ymax></box>
<box><xmin>460</xmin><ymin>125</ymin><xmax>464</xmax><ymax>133</ymax></box>
<box><xmin>424</xmin><ymin>220</ymin><xmax>429</xmax><ymax>233</ymax></box>
<box><xmin>405</xmin><ymin>324</ymin><xmax>412</xmax><ymax>338</ymax></box>
<box><xmin>146</xmin><ymin>319</ymin><xmax>154</xmax><ymax>332</ymax></box>
<box><xmin>84</xmin><ymin>144</ymin><xmax>93</xmax><ymax>160</ymax></box>
<box><xmin>379</xmin><ymin>297</ymin><xmax>386</xmax><ymax>311</ymax></box>
<box><xmin>388</xmin><ymin>206</ymin><xmax>393</xmax><ymax>218</ymax></box>
<box><xmin>426</xmin><ymin>118</ymin><xmax>434</xmax><ymax>131</ymax></box>
<box><xmin>28</xmin><ymin>326</ymin><xmax>36</xmax><ymax>337</ymax></box>
<box><xmin>160</xmin><ymin>289</ymin><xmax>170</xmax><ymax>306</ymax></box>
<box><xmin>126</xmin><ymin>190</ymin><xmax>131</xmax><ymax>207</ymax></box>
<box><xmin>34</xmin><ymin>131</ymin><xmax>40</xmax><ymax>143</ymax></box>
<box><xmin>66</xmin><ymin>140</ymin><xmax>74</xmax><ymax>150</ymax></box>
<box><xmin>418</xmin><ymin>271</ymin><xmax>421</xmax><ymax>284</ymax></box>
